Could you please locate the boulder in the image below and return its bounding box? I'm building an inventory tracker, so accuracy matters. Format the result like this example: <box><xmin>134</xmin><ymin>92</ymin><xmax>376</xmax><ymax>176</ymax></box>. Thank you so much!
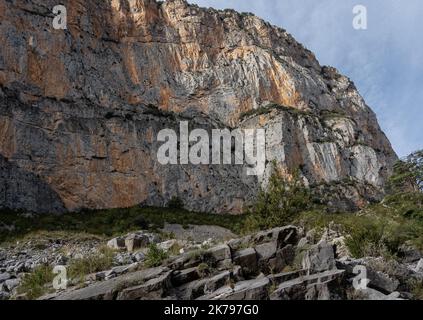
<box><xmin>233</xmin><ymin>248</ymin><xmax>258</xmax><ymax>275</ymax></box>
<box><xmin>268</xmin><ymin>270</ymin><xmax>307</xmax><ymax>285</ymax></box>
<box><xmin>107</xmin><ymin>237</ymin><xmax>126</xmax><ymax>250</ymax></box>
<box><xmin>4</xmin><ymin>278</ymin><xmax>20</xmax><ymax>292</ymax></box>
<box><xmin>302</xmin><ymin>242</ymin><xmax>336</xmax><ymax>274</ymax></box>
<box><xmin>367</xmin><ymin>270</ymin><xmax>399</xmax><ymax>294</ymax></box>
<box><xmin>0</xmin><ymin>272</ymin><xmax>11</xmax><ymax>283</ymax></box>
<box><xmin>207</xmin><ymin>244</ymin><xmax>231</xmax><ymax>263</ymax></box>
<box><xmin>157</xmin><ymin>240</ymin><xmax>177</xmax><ymax>252</ymax></box>
<box><xmin>226</xmin><ymin>235</ymin><xmax>252</xmax><ymax>252</ymax></box>
<box><xmin>253</xmin><ymin>226</ymin><xmax>298</xmax><ymax>249</ymax></box>
<box><xmin>255</xmin><ymin>241</ymin><xmax>277</xmax><ymax>262</ymax></box>
<box><xmin>134</xmin><ymin>252</ymin><xmax>145</xmax><ymax>262</ymax></box>
<box><xmin>268</xmin><ymin>245</ymin><xmax>296</xmax><ymax>273</ymax></box>
<box><xmin>125</xmin><ymin>234</ymin><xmax>150</xmax><ymax>253</ymax></box>
<box><xmin>337</xmin><ymin>257</ymin><xmax>407</xmax><ymax>293</ymax></box>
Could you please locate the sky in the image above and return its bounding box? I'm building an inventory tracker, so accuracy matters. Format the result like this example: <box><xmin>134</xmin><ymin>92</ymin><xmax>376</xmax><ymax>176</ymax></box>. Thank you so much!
<box><xmin>189</xmin><ymin>0</ymin><xmax>422</xmax><ymax>157</ymax></box>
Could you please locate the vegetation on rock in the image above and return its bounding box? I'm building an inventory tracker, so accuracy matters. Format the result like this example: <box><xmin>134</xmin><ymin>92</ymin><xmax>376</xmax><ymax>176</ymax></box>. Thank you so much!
<box><xmin>243</xmin><ymin>162</ymin><xmax>311</xmax><ymax>232</ymax></box>
<box><xmin>145</xmin><ymin>243</ymin><xmax>169</xmax><ymax>268</ymax></box>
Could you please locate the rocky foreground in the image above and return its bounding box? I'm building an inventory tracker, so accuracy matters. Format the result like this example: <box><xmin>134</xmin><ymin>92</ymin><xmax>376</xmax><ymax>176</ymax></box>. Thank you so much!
<box><xmin>1</xmin><ymin>224</ymin><xmax>422</xmax><ymax>300</ymax></box>
<box><xmin>0</xmin><ymin>0</ymin><xmax>397</xmax><ymax>215</ymax></box>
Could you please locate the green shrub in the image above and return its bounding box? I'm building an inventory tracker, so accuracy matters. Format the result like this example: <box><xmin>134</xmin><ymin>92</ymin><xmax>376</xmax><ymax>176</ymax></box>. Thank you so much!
<box><xmin>167</xmin><ymin>197</ymin><xmax>184</xmax><ymax>209</ymax></box>
<box><xmin>244</xmin><ymin>162</ymin><xmax>311</xmax><ymax>232</ymax></box>
<box><xmin>389</xmin><ymin>150</ymin><xmax>422</xmax><ymax>193</ymax></box>
<box><xmin>409</xmin><ymin>278</ymin><xmax>423</xmax><ymax>300</ymax></box>
<box><xmin>145</xmin><ymin>243</ymin><xmax>168</xmax><ymax>268</ymax></box>
<box><xmin>344</xmin><ymin>220</ymin><xmax>389</xmax><ymax>258</ymax></box>
<box><xmin>17</xmin><ymin>265</ymin><xmax>54</xmax><ymax>299</ymax></box>
<box><xmin>68</xmin><ymin>246</ymin><xmax>115</xmax><ymax>282</ymax></box>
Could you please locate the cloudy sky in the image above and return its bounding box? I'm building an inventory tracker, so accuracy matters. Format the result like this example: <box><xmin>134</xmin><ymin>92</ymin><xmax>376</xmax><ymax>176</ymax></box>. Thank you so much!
<box><xmin>189</xmin><ymin>0</ymin><xmax>422</xmax><ymax>157</ymax></box>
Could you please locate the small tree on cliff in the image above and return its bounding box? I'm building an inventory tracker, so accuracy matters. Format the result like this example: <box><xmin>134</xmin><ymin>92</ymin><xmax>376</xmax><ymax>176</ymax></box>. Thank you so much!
<box><xmin>244</xmin><ymin>162</ymin><xmax>311</xmax><ymax>232</ymax></box>
<box><xmin>389</xmin><ymin>150</ymin><xmax>423</xmax><ymax>193</ymax></box>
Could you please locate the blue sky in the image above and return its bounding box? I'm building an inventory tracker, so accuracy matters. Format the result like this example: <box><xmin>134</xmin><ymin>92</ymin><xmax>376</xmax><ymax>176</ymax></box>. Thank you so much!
<box><xmin>189</xmin><ymin>0</ymin><xmax>422</xmax><ymax>157</ymax></box>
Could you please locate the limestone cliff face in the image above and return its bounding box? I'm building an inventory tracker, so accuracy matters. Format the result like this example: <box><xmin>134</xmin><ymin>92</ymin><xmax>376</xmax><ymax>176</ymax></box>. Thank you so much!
<box><xmin>0</xmin><ymin>0</ymin><xmax>397</xmax><ymax>213</ymax></box>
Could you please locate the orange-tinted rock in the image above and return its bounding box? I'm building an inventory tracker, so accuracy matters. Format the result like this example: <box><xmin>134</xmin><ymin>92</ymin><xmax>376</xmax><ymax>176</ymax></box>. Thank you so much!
<box><xmin>0</xmin><ymin>0</ymin><xmax>397</xmax><ymax>213</ymax></box>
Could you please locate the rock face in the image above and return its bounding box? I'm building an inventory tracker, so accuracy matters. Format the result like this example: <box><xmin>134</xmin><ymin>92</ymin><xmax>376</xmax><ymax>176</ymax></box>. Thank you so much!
<box><xmin>0</xmin><ymin>0</ymin><xmax>397</xmax><ymax>213</ymax></box>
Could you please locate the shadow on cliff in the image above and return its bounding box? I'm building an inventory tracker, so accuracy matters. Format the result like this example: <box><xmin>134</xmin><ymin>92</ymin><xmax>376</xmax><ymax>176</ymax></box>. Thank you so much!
<box><xmin>0</xmin><ymin>154</ymin><xmax>66</xmax><ymax>214</ymax></box>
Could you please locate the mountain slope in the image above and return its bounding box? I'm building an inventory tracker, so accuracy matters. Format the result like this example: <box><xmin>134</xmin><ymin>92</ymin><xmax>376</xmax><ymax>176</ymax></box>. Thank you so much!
<box><xmin>0</xmin><ymin>0</ymin><xmax>397</xmax><ymax>213</ymax></box>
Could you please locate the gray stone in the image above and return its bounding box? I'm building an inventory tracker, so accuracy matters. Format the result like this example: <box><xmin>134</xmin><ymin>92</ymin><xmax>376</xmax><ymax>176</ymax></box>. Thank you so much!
<box><xmin>226</xmin><ymin>235</ymin><xmax>252</xmax><ymax>251</ymax></box>
<box><xmin>204</xmin><ymin>271</ymin><xmax>231</xmax><ymax>294</ymax></box>
<box><xmin>356</xmin><ymin>288</ymin><xmax>403</xmax><ymax>300</ymax></box>
<box><xmin>270</xmin><ymin>269</ymin><xmax>345</xmax><ymax>300</ymax></box>
<box><xmin>46</xmin><ymin>267</ymin><xmax>169</xmax><ymax>300</ymax></box>
<box><xmin>116</xmin><ymin>271</ymin><xmax>172</xmax><ymax>300</ymax></box>
<box><xmin>172</xmin><ymin>267</ymin><xmax>200</xmax><ymax>287</ymax></box>
<box><xmin>233</xmin><ymin>248</ymin><xmax>258</xmax><ymax>275</ymax></box>
<box><xmin>255</xmin><ymin>241</ymin><xmax>277</xmax><ymax>262</ymax></box>
<box><xmin>198</xmin><ymin>277</ymin><xmax>270</xmax><ymax>300</ymax></box>
<box><xmin>216</xmin><ymin>259</ymin><xmax>233</xmax><ymax>271</ymax></box>
<box><xmin>4</xmin><ymin>278</ymin><xmax>20</xmax><ymax>292</ymax></box>
<box><xmin>0</xmin><ymin>272</ymin><xmax>11</xmax><ymax>283</ymax></box>
<box><xmin>208</xmin><ymin>244</ymin><xmax>231</xmax><ymax>263</ymax></box>
<box><xmin>107</xmin><ymin>237</ymin><xmax>126</xmax><ymax>250</ymax></box>
<box><xmin>157</xmin><ymin>240</ymin><xmax>177</xmax><ymax>252</ymax></box>
<box><xmin>302</xmin><ymin>242</ymin><xmax>336</xmax><ymax>274</ymax></box>
<box><xmin>367</xmin><ymin>270</ymin><xmax>399</xmax><ymax>294</ymax></box>
<box><xmin>269</xmin><ymin>245</ymin><xmax>296</xmax><ymax>273</ymax></box>
<box><xmin>232</xmin><ymin>265</ymin><xmax>243</xmax><ymax>282</ymax></box>
<box><xmin>134</xmin><ymin>252</ymin><xmax>146</xmax><ymax>262</ymax></box>
<box><xmin>104</xmin><ymin>264</ymin><xmax>134</xmax><ymax>280</ymax></box>
<box><xmin>414</xmin><ymin>259</ymin><xmax>423</xmax><ymax>273</ymax></box>
<box><xmin>125</xmin><ymin>234</ymin><xmax>151</xmax><ymax>252</ymax></box>
<box><xmin>252</xmin><ymin>226</ymin><xmax>299</xmax><ymax>250</ymax></box>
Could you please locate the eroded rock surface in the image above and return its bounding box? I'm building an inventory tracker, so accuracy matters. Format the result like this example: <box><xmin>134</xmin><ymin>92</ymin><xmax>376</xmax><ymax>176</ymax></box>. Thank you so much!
<box><xmin>0</xmin><ymin>0</ymin><xmax>397</xmax><ymax>213</ymax></box>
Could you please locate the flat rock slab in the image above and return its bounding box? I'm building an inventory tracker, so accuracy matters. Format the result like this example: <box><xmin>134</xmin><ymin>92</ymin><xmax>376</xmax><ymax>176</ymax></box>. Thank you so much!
<box><xmin>116</xmin><ymin>271</ymin><xmax>172</xmax><ymax>300</ymax></box>
<box><xmin>197</xmin><ymin>277</ymin><xmax>270</xmax><ymax>300</ymax></box>
<box><xmin>42</xmin><ymin>267</ymin><xmax>169</xmax><ymax>300</ymax></box>
<box><xmin>270</xmin><ymin>269</ymin><xmax>345</xmax><ymax>300</ymax></box>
